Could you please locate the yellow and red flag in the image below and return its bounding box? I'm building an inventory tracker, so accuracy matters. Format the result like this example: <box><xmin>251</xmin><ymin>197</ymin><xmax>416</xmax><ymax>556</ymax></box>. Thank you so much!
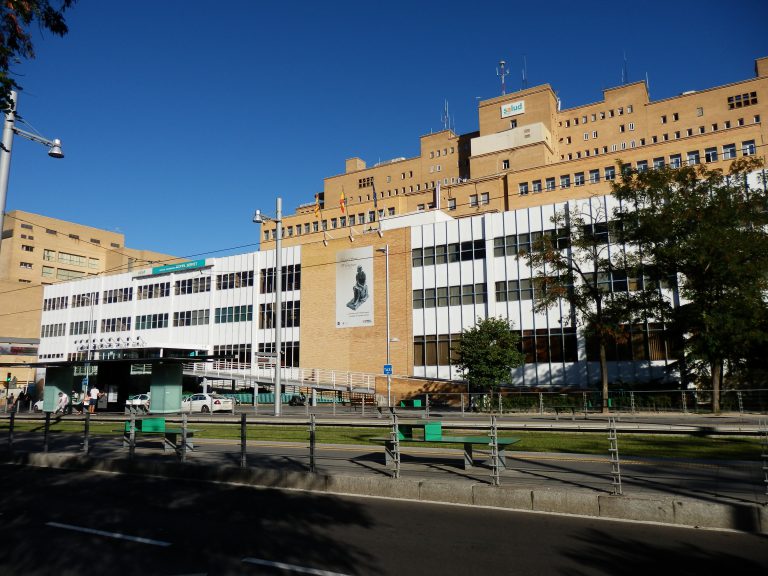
<box><xmin>314</xmin><ymin>193</ymin><xmax>321</xmax><ymax>218</ymax></box>
<box><xmin>339</xmin><ymin>189</ymin><xmax>346</xmax><ymax>214</ymax></box>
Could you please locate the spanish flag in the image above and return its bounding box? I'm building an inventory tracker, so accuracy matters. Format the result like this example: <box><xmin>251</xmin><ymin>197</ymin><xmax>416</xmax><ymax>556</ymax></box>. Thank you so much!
<box><xmin>314</xmin><ymin>193</ymin><xmax>320</xmax><ymax>218</ymax></box>
<box><xmin>339</xmin><ymin>189</ymin><xmax>346</xmax><ymax>214</ymax></box>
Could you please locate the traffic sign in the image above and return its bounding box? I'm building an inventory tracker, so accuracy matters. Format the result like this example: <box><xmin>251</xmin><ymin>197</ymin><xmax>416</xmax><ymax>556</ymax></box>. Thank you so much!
<box><xmin>383</xmin><ymin>364</ymin><xmax>393</xmax><ymax>375</ymax></box>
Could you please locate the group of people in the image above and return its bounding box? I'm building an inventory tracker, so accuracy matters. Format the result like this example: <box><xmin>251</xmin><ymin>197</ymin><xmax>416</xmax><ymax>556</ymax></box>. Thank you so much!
<box><xmin>9</xmin><ymin>391</ymin><xmax>31</xmax><ymax>411</ymax></box>
<box><xmin>54</xmin><ymin>386</ymin><xmax>102</xmax><ymax>415</ymax></box>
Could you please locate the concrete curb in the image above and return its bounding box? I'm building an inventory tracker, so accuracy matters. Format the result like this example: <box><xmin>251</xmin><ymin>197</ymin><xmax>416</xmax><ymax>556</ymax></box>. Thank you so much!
<box><xmin>4</xmin><ymin>452</ymin><xmax>765</xmax><ymax>534</ymax></box>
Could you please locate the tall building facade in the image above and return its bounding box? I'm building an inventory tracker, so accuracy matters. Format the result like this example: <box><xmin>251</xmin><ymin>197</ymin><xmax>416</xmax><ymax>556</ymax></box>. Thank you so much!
<box><xmin>37</xmin><ymin>57</ymin><xmax>767</xmax><ymax>395</ymax></box>
<box><xmin>0</xmin><ymin>211</ymin><xmax>180</xmax><ymax>387</ymax></box>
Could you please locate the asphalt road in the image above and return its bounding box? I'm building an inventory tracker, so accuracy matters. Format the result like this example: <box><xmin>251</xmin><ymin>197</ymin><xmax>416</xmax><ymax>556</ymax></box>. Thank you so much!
<box><xmin>0</xmin><ymin>466</ymin><xmax>766</xmax><ymax>576</ymax></box>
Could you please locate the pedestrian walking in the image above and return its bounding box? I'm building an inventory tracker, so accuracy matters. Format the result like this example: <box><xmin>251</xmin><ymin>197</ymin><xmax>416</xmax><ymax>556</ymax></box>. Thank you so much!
<box><xmin>54</xmin><ymin>392</ymin><xmax>69</xmax><ymax>414</ymax></box>
<box><xmin>89</xmin><ymin>386</ymin><xmax>100</xmax><ymax>413</ymax></box>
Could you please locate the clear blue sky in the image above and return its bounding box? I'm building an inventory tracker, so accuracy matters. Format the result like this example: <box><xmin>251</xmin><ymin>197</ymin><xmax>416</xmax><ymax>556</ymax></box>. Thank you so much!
<box><xmin>6</xmin><ymin>0</ymin><xmax>768</xmax><ymax>260</ymax></box>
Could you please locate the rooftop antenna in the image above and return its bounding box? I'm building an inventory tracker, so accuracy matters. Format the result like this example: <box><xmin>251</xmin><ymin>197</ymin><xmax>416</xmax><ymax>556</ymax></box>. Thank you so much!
<box><xmin>645</xmin><ymin>71</ymin><xmax>651</xmax><ymax>96</ymax></box>
<box><xmin>496</xmin><ymin>60</ymin><xmax>508</xmax><ymax>95</ymax></box>
<box><xmin>622</xmin><ymin>51</ymin><xmax>628</xmax><ymax>85</ymax></box>
<box><xmin>442</xmin><ymin>99</ymin><xmax>450</xmax><ymax>131</ymax></box>
<box><xmin>521</xmin><ymin>54</ymin><xmax>528</xmax><ymax>90</ymax></box>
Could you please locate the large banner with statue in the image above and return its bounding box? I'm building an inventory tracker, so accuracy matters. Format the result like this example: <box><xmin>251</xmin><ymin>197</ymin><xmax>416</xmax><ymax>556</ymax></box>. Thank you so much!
<box><xmin>335</xmin><ymin>246</ymin><xmax>374</xmax><ymax>329</ymax></box>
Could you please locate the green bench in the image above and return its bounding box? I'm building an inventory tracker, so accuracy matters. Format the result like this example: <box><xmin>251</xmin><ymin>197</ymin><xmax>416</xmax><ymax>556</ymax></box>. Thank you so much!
<box><xmin>121</xmin><ymin>417</ymin><xmax>198</xmax><ymax>454</ymax></box>
<box><xmin>375</xmin><ymin>420</ymin><xmax>520</xmax><ymax>470</ymax></box>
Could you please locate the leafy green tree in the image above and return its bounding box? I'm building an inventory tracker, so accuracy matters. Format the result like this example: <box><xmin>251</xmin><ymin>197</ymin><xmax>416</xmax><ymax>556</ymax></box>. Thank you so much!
<box><xmin>612</xmin><ymin>157</ymin><xmax>768</xmax><ymax>412</ymax></box>
<box><xmin>523</xmin><ymin>203</ymin><xmax>663</xmax><ymax>413</ymax></box>
<box><xmin>454</xmin><ymin>317</ymin><xmax>524</xmax><ymax>392</ymax></box>
<box><xmin>0</xmin><ymin>1</ymin><xmax>75</xmax><ymax>111</ymax></box>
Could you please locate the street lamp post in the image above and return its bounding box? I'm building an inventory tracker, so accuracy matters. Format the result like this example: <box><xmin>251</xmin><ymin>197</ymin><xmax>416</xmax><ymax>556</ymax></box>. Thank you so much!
<box><xmin>253</xmin><ymin>197</ymin><xmax>283</xmax><ymax>417</ymax></box>
<box><xmin>377</xmin><ymin>245</ymin><xmax>392</xmax><ymax>407</ymax></box>
<box><xmin>0</xmin><ymin>91</ymin><xmax>64</xmax><ymax>252</ymax></box>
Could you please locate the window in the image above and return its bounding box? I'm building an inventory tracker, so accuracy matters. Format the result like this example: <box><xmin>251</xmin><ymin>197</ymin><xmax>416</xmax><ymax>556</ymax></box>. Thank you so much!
<box><xmin>532</xmin><ymin>180</ymin><xmax>542</xmax><ymax>193</ymax></box>
<box><xmin>574</xmin><ymin>172</ymin><xmax>585</xmax><ymax>186</ymax></box>
<box><xmin>754</xmin><ymin>115</ymin><xmax>761</xmax><ymax>123</ymax></box>
<box><xmin>103</xmin><ymin>287</ymin><xmax>133</xmax><ymax>303</ymax></box>
<box><xmin>627</xmin><ymin>105</ymin><xmax>633</xmax><ymax>113</ymax></box>
<box><xmin>722</xmin><ymin>143</ymin><xmax>736</xmax><ymax>159</ymax></box>
<box><xmin>560</xmin><ymin>175</ymin><xmax>570</xmax><ymax>189</ymax></box>
<box><xmin>589</xmin><ymin>169</ymin><xmax>600</xmax><ymax>183</ymax></box>
<box><xmin>545</xmin><ymin>177</ymin><xmax>556</xmax><ymax>191</ymax></box>
<box><xmin>583</xmin><ymin>132</ymin><xmax>589</xmax><ymax>141</ymax></box>
<box><xmin>448</xmin><ymin>198</ymin><xmax>456</xmax><ymax>211</ymax></box>
<box><xmin>357</xmin><ymin>176</ymin><xmax>373</xmax><ymax>188</ymax></box>
<box><xmin>592</xmin><ymin>131</ymin><xmax>598</xmax><ymax>139</ymax></box>
<box><xmin>502</xmin><ymin>159</ymin><xmax>509</xmax><ymax>170</ymax></box>
<box><xmin>469</xmin><ymin>194</ymin><xmax>478</xmax><ymax>206</ymax></box>
<box><xmin>604</xmin><ymin>166</ymin><xmax>616</xmax><ymax>181</ymax></box>
<box><xmin>670</xmin><ymin>154</ymin><xmax>682</xmax><ymax>168</ymax></box>
<box><xmin>704</xmin><ymin>147</ymin><xmax>718</xmax><ymax>163</ymax></box>
<box><xmin>566</xmin><ymin>136</ymin><xmax>571</xmax><ymax>144</ymax></box>
<box><xmin>674</xmin><ymin>131</ymin><xmax>680</xmax><ymax>139</ymax></box>
<box><xmin>21</xmin><ymin>223</ymin><xmax>32</xmax><ymax>230</ymax></box>
<box><xmin>42</xmin><ymin>266</ymin><xmax>53</xmax><ymax>277</ymax></box>
<box><xmin>673</xmin><ymin>113</ymin><xmax>679</xmax><ymax>121</ymax></box>
<box><xmin>727</xmin><ymin>91</ymin><xmax>758</xmax><ymax>109</ymax></box>
<box><xmin>21</xmin><ymin>244</ymin><xmax>33</xmax><ymax>252</ymax></box>
<box><xmin>136</xmin><ymin>313</ymin><xmax>169</xmax><ymax>330</ymax></box>
<box><xmin>518</xmin><ymin>183</ymin><xmax>528</xmax><ymax>196</ymax></box>
<box><xmin>619</xmin><ymin>124</ymin><xmax>625</xmax><ymax>133</ymax></box>
<box><xmin>687</xmin><ymin>150</ymin><xmax>700</xmax><ymax>165</ymax></box>
<box><xmin>661</xmin><ymin>115</ymin><xmax>667</xmax><ymax>124</ymax></box>
<box><xmin>629</xmin><ymin>122</ymin><xmax>635</xmax><ymax>131</ymax></box>
<box><xmin>480</xmin><ymin>192</ymin><xmax>489</xmax><ymax>205</ymax></box>
<box><xmin>653</xmin><ymin>157</ymin><xmax>664</xmax><ymax>169</ymax></box>
<box><xmin>19</xmin><ymin>262</ymin><xmax>32</xmax><ymax>269</ymax></box>
<box><xmin>686</xmin><ymin>128</ymin><xmax>693</xmax><ymax>137</ymax></box>
<box><xmin>637</xmin><ymin>160</ymin><xmax>648</xmax><ymax>172</ymax></box>
<box><xmin>137</xmin><ymin>282</ymin><xmax>171</xmax><ymax>300</ymax></box>
<box><xmin>742</xmin><ymin>140</ymin><xmax>756</xmax><ymax>156</ymax></box>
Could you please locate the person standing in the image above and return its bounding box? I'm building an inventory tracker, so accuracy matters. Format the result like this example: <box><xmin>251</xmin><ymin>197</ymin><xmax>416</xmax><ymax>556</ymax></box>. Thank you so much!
<box><xmin>89</xmin><ymin>385</ymin><xmax>100</xmax><ymax>413</ymax></box>
<box><xmin>82</xmin><ymin>392</ymin><xmax>90</xmax><ymax>414</ymax></box>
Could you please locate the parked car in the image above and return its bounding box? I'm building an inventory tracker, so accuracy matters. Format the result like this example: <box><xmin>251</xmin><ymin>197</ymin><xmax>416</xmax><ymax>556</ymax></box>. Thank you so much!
<box><xmin>181</xmin><ymin>393</ymin><xmax>234</xmax><ymax>413</ymax></box>
<box><xmin>125</xmin><ymin>393</ymin><xmax>151</xmax><ymax>413</ymax></box>
<box><xmin>33</xmin><ymin>399</ymin><xmax>44</xmax><ymax>412</ymax></box>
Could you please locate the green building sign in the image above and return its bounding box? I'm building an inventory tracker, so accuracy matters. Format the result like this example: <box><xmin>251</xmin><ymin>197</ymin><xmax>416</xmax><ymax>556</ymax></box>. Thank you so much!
<box><xmin>151</xmin><ymin>259</ymin><xmax>207</xmax><ymax>275</ymax></box>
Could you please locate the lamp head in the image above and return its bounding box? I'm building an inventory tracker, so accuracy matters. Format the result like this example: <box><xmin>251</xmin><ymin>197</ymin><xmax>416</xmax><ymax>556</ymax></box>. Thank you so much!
<box><xmin>252</xmin><ymin>209</ymin><xmax>263</xmax><ymax>224</ymax></box>
<box><xmin>48</xmin><ymin>139</ymin><xmax>64</xmax><ymax>159</ymax></box>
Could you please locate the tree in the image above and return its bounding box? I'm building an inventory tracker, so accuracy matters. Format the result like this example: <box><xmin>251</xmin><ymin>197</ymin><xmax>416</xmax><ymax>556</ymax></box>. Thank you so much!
<box><xmin>523</xmin><ymin>201</ymin><xmax>662</xmax><ymax>413</ymax></box>
<box><xmin>612</xmin><ymin>157</ymin><xmax>768</xmax><ymax>412</ymax></box>
<box><xmin>0</xmin><ymin>1</ymin><xmax>75</xmax><ymax>112</ymax></box>
<box><xmin>454</xmin><ymin>317</ymin><xmax>524</xmax><ymax>393</ymax></box>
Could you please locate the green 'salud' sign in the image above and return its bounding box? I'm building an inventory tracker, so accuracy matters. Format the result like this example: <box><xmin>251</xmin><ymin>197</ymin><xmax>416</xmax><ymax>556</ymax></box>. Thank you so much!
<box><xmin>151</xmin><ymin>259</ymin><xmax>207</xmax><ymax>275</ymax></box>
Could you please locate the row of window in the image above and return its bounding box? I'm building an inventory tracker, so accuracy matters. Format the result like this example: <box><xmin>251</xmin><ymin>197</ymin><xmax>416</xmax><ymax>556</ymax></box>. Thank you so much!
<box><xmin>260</xmin><ymin>265</ymin><xmax>301</xmax><ymax>293</ymax></box>
<box><xmin>43</xmin><ymin>249</ymin><xmax>100</xmax><ymax>269</ymax></box>
<box><xmin>41</xmin><ymin>323</ymin><xmax>66</xmax><ymax>338</ymax></box>
<box><xmin>213</xmin><ymin>343</ymin><xmax>252</xmax><ymax>364</ymax></box>
<box><xmin>137</xmin><ymin>282</ymin><xmax>170</xmax><ymax>300</ymax></box>
<box><xmin>258</xmin><ymin>301</ymin><xmax>301</xmax><ymax>329</ymax></box>
<box><xmin>412</xmin><ymin>240</ymin><xmax>486</xmax><ymax>267</ymax></box>
<box><xmin>43</xmin><ymin>296</ymin><xmax>69</xmax><ymax>311</ymax></box>
<box><xmin>493</xmin><ymin>228</ymin><xmax>570</xmax><ymax>257</ymax></box>
<box><xmin>257</xmin><ymin>341</ymin><xmax>300</xmax><ymax>368</ymax></box>
<box><xmin>522</xmin><ymin>140</ymin><xmax>758</xmax><ymax>195</ymax></box>
<box><xmin>561</xmin><ymin>104</ymin><xmax>635</xmax><ymax>129</ymax></box>
<box><xmin>41</xmin><ymin>266</ymin><xmax>87</xmax><ymax>281</ymax></box>
<box><xmin>174</xmin><ymin>309</ymin><xmax>210</xmax><ymax>327</ymax></box>
<box><xmin>136</xmin><ymin>313</ymin><xmax>169</xmax><ymax>330</ymax></box>
<box><xmin>217</xmin><ymin>271</ymin><xmax>253</xmax><ymax>290</ymax></box>
<box><xmin>176</xmin><ymin>276</ymin><xmax>211</xmax><ymax>295</ymax></box>
<box><xmin>413</xmin><ymin>324</ymin><xmax>672</xmax><ymax>367</ymax></box>
<box><xmin>70</xmin><ymin>320</ymin><xmax>96</xmax><ymax>335</ymax></box>
<box><xmin>72</xmin><ymin>293</ymin><xmax>99</xmax><ymax>307</ymax></box>
<box><xmin>413</xmin><ymin>284</ymin><xmax>488</xmax><ymax>308</ymax></box>
<box><xmin>214</xmin><ymin>305</ymin><xmax>253</xmax><ymax>324</ymax></box>
<box><xmin>560</xmin><ymin>117</ymin><xmax>759</xmax><ymax>160</ymax></box>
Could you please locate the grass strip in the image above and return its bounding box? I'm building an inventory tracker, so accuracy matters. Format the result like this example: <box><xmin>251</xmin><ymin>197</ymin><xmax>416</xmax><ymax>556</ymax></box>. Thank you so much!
<box><xmin>0</xmin><ymin>420</ymin><xmax>761</xmax><ymax>461</ymax></box>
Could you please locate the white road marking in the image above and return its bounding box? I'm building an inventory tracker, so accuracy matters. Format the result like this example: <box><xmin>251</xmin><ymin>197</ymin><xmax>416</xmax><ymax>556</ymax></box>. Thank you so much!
<box><xmin>46</xmin><ymin>521</ymin><xmax>172</xmax><ymax>547</ymax></box>
<box><xmin>242</xmin><ymin>557</ymin><xmax>352</xmax><ymax>576</ymax></box>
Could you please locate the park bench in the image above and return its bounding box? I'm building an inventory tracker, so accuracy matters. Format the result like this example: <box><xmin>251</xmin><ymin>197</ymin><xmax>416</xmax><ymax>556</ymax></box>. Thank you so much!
<box><xmin>120</xmin><ymin>417</ymin><xmax>198</xmax><ymax>454</ymax></box>
<box><xmin>375</xmin><ymin>420</ymin><xmax>520</xmax><ymax>470</ymax></box>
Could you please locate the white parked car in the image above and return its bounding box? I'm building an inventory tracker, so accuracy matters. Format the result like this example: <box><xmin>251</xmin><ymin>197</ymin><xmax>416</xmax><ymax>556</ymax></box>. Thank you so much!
<box><xmin>33</xmin><ymin>399</ymin><xmax>44</xmax><ymax>412</ymax></box>
<box><xmin>125</xmin><ymin>393</ymin><xmax>151</xmax><ymax>413</ymax></box>
<box><xmin>181</xmin><ymin>393</ymin><xmax>234</xmax><ymax>413</ymax></box>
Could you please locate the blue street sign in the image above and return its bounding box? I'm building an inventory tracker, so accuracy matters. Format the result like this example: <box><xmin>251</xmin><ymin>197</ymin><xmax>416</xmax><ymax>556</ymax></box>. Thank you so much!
<box><xmin>82</xmin><ymin>375</ymin><xmax>89</xmax><ymax>387</ymax></box>
<box><xmin>383</xmin><ymin>364</ymin><xmax>393</xmax><ymax>375</ymax></box>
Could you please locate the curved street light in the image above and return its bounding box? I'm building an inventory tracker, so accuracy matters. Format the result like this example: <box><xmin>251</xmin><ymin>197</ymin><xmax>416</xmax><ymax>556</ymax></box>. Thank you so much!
<box><xmin>0</xmin><ymin>91</ymin><xmax>64</xmax><ymax>252</ymax></box>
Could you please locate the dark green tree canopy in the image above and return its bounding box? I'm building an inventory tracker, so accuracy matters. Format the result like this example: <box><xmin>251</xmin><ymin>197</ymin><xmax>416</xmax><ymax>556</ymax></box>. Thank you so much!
<box><xmin>0</xmin><ymin>0</ymin><xmax>74</xmax><ymax>111</ymax></box>
<box><xmin>454</xmin><ymin>316</ymin><xmax>524</xmax><ymax>392</ymax></box>
<box><xmin>612</xmin><ymin>157</ymin><xmax>768</xmax><ymax>410</ymax></box>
